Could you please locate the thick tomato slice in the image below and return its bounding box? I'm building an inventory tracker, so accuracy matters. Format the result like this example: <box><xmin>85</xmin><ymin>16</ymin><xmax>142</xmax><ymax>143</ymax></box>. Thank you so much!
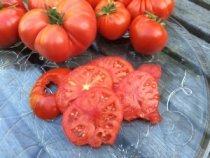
<box><xmin>56</xmin><ymin>65</ymin><xmax>113</xmax><ymax>113</ymax></box>
<box><xmin>62</xmin><ymin>88</ymin><xmax>123</xmax><ymax>147</ymax></box>
<box><xmin>89</xmin><ymin>56</ymin><xmax>134</xmax><ymax>90</ymax></box>
<box><xmin>29</xmin><ymin>68</ymin><xmax>70</xmax><ymax>120</ymax></box>
<box><xmin>116</xmin><ymin>71</ymin><xmax>161</xmax><ymax>124</ymax></box>
<box><xmin>138</xmin><ymin>64</ymin><xmax>162</xmax><ymax>81</ymax></box>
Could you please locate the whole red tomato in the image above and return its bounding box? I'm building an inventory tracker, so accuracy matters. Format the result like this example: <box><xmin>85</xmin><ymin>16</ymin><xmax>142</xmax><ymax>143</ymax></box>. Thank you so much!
<box><xmin>86</xmin><ymin>0</ymin><xmax>101</xmax><ymax>8</ymax></box>
<box><xmin>28</xmin><ymin>0</ymin><xmax>62</xmax><ymax>9</ymax></box>
<box><xmin>130</xmin><ymin>15</ymin><xmax>168</xmax><ymax>55</ymax></box>
<box><xmin>95</xmin><ymin>0</ymin><xmax>131</xmax><ymax>40</ymax></box>
<box><xmin>123</xmin><ymin>0</ymin><xmax>174</xmax><ymax>20</ymax></box>
<box><xmin>0</xmin><ymin>0</ymin><xmax>26</xmax><ymax>49</ymax></box>
<box><xmin>19</xmin><ymin>0</ymin><xmax>97</xmax><ymax>62</ymax></box>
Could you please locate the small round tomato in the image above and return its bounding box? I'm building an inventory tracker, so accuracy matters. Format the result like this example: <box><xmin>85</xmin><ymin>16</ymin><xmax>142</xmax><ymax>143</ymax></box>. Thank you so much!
<box><xmin>126</xmin><ymin>0</ymin><xmax>175</xmax><ymax>20</ymax></box>
<box><xmin>56</xmin><ymin>65</ymin><xmax>113</xmax><ymax>113</ymax></box>
<box><xmin>130</xmin><ymin>15</ymin><xmax>168</xmax><ymax>55</ymax></box>
<box><xmin>0</xmin><ymin>0</ymin><xmax>26</xmax><ymax>49</ymax></box>
<box><xmin>62</xmin><ymin>88</ymin><xmax>123</xmax><ymax>147</ymax></box>
<box><xmin>138</xmin><ymin>64</ymin><xmax>162</xmax><ymax>81</ymax></box>
<box><xmin>28</xmin><ymin>0</ymin><xmax>62</xmax><ymax>9</ymax></box>
<box><xmin>29</xmin><ymin>68</ymin><xmax>70</xmax><ymax>120</ymax></box>
<box><xmin>89</xmin><ymin>56</ymin><xmax>134</xmax><ymax>90</ymax></box>
<box><xmin>116</xmin><ymin>71</ymin><xmax>161</xmax><ymax>124</ymax></box>
<box><xmin>95</xmin><ymin>0</ymin><xmax>131</xmax><ymax>40</ymax></box>
<box><xmin>19</xmin><ymin>0</ymin><xmax>96</xmax><ymax>62</ymax></box>
<box><xmin>86</xmin><ymin>0</ymin><xmax>101</xmax><ymax>8</ymax></box>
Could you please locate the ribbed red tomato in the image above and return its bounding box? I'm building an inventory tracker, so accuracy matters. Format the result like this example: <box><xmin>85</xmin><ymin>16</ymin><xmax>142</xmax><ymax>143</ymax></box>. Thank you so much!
<box><xmin>29</xmin><ymin>68</ymin><xmax>70</xmax><ymax>120</ymax></box>
<box><xmin>125</xmin><ymin>0</ymin><xmax>175</xmax><ymax>20</ymax></box>
<box><xmin>95</xmin><ymin>0</ymin><xmax>131</xmax><ymax>40</ymax></box>
<box><xmin>116</xmin><ymin>71</ymin><xmax>161</xmax><ymax>124</ymax></box>
<box><xmin>62</xmin><ymin>88</ymin><xmax>123</xmax><ymax>147</ymax></box>
<box><xmin>28</xmin><ymin>0</ymin><xmax>62</xmax><ymax>9</ymax></box>
<box><xmin>130</xmin><ymin>15</ymin><xmax>168</xmax><ymax>55</ymax></box>
<box><xmin>0</xmin><ymin>0</ymin><xmax>26</xmax><ymax>48</ymax></box>
<box><xmin>86</xmin><ymin>0</ymin><xmax>101</xmax><ymax>8</ymax></box>
<box><xmin>19</xmin><ymin>0</ymin><xmax>97</xmax><ymax>62</ymax></box>
<box><xmin>56</xmin><ymin>65</ymin><xmax>113</xmax><ymax>113</ymax></box>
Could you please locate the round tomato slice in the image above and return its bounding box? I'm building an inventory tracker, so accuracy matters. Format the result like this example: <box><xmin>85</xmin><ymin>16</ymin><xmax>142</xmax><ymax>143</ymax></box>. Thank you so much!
<box><xmin>62</xmin><ymin>88</ymin><xmax>123</xmax><ymax>147</ymax></box>
<box><xmin>138</xmin><ymin>64</ymin><xmax>162</xmax><ymax>81</ymax></box>
<box><xmin>116</xmin><ymin>71</ymin><xmax>161</xmax><ymax>124</ymax></box>
<box><xmin>89</xmin><ymin>56</ymin><xmax>134</xmax><ymax>90</ymax></box>
<box><xmin>56</xmin><ymin>65</ymin><xmax>113</xmax><ymax>113</ymax></box>
<box><xmin>29</xmin><ymin>68</ymin><xmax>70</xmax><ymax>120</ymax></box>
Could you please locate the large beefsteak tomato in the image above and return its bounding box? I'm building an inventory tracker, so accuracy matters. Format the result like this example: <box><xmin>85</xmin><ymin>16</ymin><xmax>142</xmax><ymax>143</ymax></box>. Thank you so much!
<box><xmin>0</xmin><ymin>0</ymin><xmax>26</xmax><ymax>49</ymax></box>
<box><xmin>28</xmin><ymin>0</ymin><xmax>62</xmax><ymax>9</ymax></box>
<box><xmin>19</xmin><ymin>0</ymin><xmax>97</xmax><ymax>62</ymax></box>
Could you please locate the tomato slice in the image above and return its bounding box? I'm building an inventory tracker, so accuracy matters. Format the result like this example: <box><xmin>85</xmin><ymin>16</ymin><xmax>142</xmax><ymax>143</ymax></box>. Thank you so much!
<box><xmin>62</xmin><ymin>88</ymin><xmax>123</xmax><ymax>147</ymax></box>
<box><xmin>56</xmin><ymin>65</ymin><xmax>113</xmax><ymax>113</ymax></box>
<box><xmin>116</xmin><ymin>71</ymin><xmax>161</xmax><ymax>124</ymax></box>
<box><xmin>29</xmin><ymin>68</ymin><xmax>70</xmax><ymax>120</ymax></box>
<box><xmin>89</xmin><ymin>56</ymin><xmax>134</xmax><ymax>90</ymax></box>
<box><xmin>138</xmin><ymin>64</ymin><xmax>162</xmax><ymax>81</ymax></box>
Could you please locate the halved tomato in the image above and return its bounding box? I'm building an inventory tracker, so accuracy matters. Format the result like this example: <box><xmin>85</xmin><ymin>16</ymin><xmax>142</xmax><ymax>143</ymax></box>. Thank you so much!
<box><xmin>56</xmin><ymin>65</ymin><xmax>113</xmax><ymax>113</ymax></box>
<box><xmin>89</xmin><ymin>56</ymin><xmax>134</xmax><ymax>90</ymax></box>
<box><xmin>62</xmin><ymin>87</ymin><xmax>123</xmax><ymax>147</ymax></box>
<box><xmin>29</xmin><ymin>68</ymin><xmax>70</xmax><ymax>120</ymax></box>
<box><xmin>138</xmin><ymin>64</ymin><xmax>162</xmax><ymax>81</ymax></box>
<box><xmin>116</xmin><ymin>71</ymin><xmax>161</xmax><ymax>124</ymax></box>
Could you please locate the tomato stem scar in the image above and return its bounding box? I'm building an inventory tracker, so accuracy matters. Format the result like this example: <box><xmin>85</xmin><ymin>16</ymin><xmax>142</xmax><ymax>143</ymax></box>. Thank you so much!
<box><xmin>47</xmin><ymin>8</ymin><xmax>63</xmax><ymax>25</ymax></box>
<box><xmin>97</xmin><ymin>1</ymin><xmax>117</xmax><ymax>16</ymax></box>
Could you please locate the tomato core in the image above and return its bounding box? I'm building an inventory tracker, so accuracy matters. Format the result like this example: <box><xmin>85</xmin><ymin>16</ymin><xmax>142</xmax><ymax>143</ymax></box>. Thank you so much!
<box><xmin>47</xmin><ymin>8</ymin><xmax>63</xmax><ymax>25</ymax></box>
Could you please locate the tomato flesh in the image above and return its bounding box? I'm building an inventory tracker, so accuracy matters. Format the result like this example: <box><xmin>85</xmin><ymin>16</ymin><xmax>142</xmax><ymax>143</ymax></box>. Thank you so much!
<box><xmin>89</xmin><ymin>56</ymin><xmax>134</xmax><ymax>90</ymax></box>
<box><xmin>62</xmin><ymin>88</ymin><xmax>123</xmax><ymax>147</ymax></box>
<box><xmin>56</xmin><ymin>65</ymin><xmax>113</xmax><ymax>113</ymax></box>
<box><xmin>29</xmin><ymin>68</ymin><xmax>70</xmax><ymax>120</ymax></box>
<box><xmin>116</xmin><ymin>71</ymin><xmax>161</xmax><ymax>124</ymax></box>
<box><xmin>138</xmin><ymin>64</ymin><xmax>162</xmax><ymax>81</ymax></box>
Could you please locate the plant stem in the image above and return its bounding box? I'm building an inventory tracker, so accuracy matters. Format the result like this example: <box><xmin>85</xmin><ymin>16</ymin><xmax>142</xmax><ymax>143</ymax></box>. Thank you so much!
<box><xmin>97</xmin><ymin>1</ymin><xmax>117</xmax><ymax>16</ymax></box>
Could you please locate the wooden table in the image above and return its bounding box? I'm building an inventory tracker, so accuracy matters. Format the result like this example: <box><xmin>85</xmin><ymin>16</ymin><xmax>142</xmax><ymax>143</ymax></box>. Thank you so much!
<box><xmin>173</xmin><ymin>1</ymin><xmax>210</xmax><ymax>157</ymax></box>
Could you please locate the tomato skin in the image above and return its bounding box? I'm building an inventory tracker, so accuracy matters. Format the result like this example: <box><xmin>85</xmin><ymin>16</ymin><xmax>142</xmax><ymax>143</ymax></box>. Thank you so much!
<box><xmin>62</xmin><ymin>87</ymin><xmax>123</xmax><ymax>147</ymax></box>
<box><xmin>28</xmin><ymin>0</ymin><xmax>62</xmax><ymax>9</ymax></box>
<box><xmin>95</xmin><ymin>0</ymin><xmax>131</xmax><ymax>40</ymax></box>
<box><xmin>56</xmin><ymin>65</ymin><xmax>113</xmax><ymax>113</ymax></box>
<box><xmin>117</xmin><ymin>0</ymin><xmax>131</xmax><ymax>6</ymax></box>
<box><xmin>86</xmin><ymin>0</ymin><xmax>101</xmax><ymax>8</ymax></box>
<box><xmin>19</xmin><ymin>0</ymin><xmax>97</xmax><ymax>62</ymax></box>
<box><xmin>0</xmin><ymin>0</ymin><xmax>26</xmax><ymax>49</ymax></box>
<box><xmin>89</xmin><ymin>56</ymin><xmax>134</xmax><ymax>90</ymax></box>
<box><xmin>126</xmin><ymin>0</ymin><xmax>174</xmax><ymax>20</ymax></box>
<box><xmin>29</xmin><ymin>68</ymin><xmax>70</xmax><ymax>120</ymax></box>
<box><xmin>130</xmin><ymin>15</ymin><xmax>168</xmax><ymax>55</ymax></box>
<box><xmin>138</xmin><ymin>64</ymin><xmax>162</xmax><ymax>81</ymax></box>
<box><xmin>116</xmin><ymin>71</ymin><xmax>161</xmax><ymax>124</ymax></box>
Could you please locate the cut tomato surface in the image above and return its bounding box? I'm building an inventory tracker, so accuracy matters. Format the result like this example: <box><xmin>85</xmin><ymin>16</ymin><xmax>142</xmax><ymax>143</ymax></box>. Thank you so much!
<box><xmin>56</xmin><ymin>65</ymin><xmax>113</xmax><ymax>113</ymax></box>
<box><xmin>138</xmin><ymin>64</ymin><xmax>162</xmax><ymax>81</ymax></box>
<box><xmin>62</xmin><ymin>88</ymin><xmax>123</xmax><ymax>147</ymax></box>
<box><xmin>29</xmin><ymin>68</ymin><xmax>70</xmax><ymax>120</ymax></box>
<box><xmin>89</xmin><ymin>56</ymin><xmax>134</xmax><ymax>90</ymax></box>
<box><xmin>116</xmin><ymin>71</ymin><xmax>161</xmax><ymax>124</ymax></box>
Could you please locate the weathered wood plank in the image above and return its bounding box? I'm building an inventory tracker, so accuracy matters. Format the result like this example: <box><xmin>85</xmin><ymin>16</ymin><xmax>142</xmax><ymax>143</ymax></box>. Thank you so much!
<box><xmin>173</xmin><ymin>0</ymin><xmax>210</xmax><ymax>43</ymax></box>
<box><xmin>190</xmin><ymin>0</ymin><xmax>210</xmax><ymax>10</ymax></box>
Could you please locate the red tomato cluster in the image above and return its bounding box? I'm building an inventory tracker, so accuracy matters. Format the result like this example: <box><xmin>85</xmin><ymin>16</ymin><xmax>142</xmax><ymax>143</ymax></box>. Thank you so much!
<box><xmin>29</xmin><ymin>56</ymin><xmax>162</xmax><ymax>147</ymax></box>
<box><xmin>0</xmin><ymin>0</ymin><xmax>174</xmax><ymax>61</ymax></box>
